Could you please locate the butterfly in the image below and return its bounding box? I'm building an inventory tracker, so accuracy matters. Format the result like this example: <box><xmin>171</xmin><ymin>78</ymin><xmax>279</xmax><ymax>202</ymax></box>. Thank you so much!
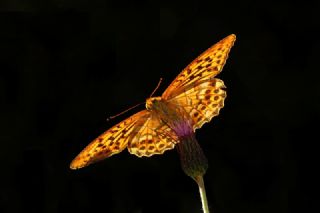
<box><xmin>70</xmin><ymin>34</ymin><xmax>236</xmax><ymax>169</ymax></box>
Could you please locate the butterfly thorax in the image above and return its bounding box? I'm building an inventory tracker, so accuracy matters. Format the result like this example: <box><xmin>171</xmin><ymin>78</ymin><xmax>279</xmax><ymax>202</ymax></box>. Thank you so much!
<box><xmin>146</xmin><ymin>96</ymin><xmax>194</xmax><ymax>137</ymax></box>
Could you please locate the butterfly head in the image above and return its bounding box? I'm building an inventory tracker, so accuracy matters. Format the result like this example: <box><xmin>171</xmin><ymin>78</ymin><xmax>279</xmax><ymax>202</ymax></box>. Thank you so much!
<box><xmin>146</xmin><ymin>97</ymin><xmax>162</xmax><ymax>110</ymax></box>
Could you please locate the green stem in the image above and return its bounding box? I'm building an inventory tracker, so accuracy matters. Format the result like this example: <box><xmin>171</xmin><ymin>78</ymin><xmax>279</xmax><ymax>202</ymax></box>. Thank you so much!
<box><xmin>195</xmin><ymin>175</ymin><xmax>210</xmax><ymax>213</ymax></box>
<box><xmin>176</xmin><ymin>134</ymin><xmax>211</xmax><ymax>212</ymax></box>
<box><xmin>176</xmin><ymin>134</ymin><xmax>208</xmax><ymax>180</ymax></box>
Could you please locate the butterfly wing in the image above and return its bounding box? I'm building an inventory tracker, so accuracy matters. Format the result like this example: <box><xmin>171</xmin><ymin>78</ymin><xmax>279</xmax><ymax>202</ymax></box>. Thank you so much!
<box><xmin>70</xmin><ymin>34</ymin><xmax>235</xmax><ymax>169</ymax></box>
<box><xmin>162</xmin><ymin>34</ymin><xmax>235</xmax><ymax>130</ymax></box>
<box><xmin>128</xmin><ymin>112</ymin><xmax>179</xmax><ymax>157</ymax></box>
<box><xmin>167</xmin><ymin>78</ymin><xmax>226</xmax><ymax>130</ymax></box>
<box><xmin>162</xmin><ymin>34</ymin><xmax>235</xmax><ymax>99</ymax></box>
<box><xmin>70</xmin><ymin>110</ymin><xmax>150</xmax><ymax>169</ymax></box>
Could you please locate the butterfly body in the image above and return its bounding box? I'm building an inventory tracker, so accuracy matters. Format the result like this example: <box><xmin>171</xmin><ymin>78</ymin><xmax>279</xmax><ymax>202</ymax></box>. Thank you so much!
<box><xmin>146</xmin><ymin>96</ymin><xmax>194</xmax><ymax>138</ymax></box>
<box><xmin>70</xmin><ymin>34</ymin><xmax>236</xmax><ymax>170</ymax></box>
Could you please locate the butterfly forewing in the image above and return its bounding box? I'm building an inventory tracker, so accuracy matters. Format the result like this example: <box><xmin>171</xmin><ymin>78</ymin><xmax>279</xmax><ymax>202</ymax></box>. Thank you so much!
<box><xmin>70</xmin><ymin>110</ymin><xmax>150</xmax><ymax>169</ymax></box>
<box><xmin>162</xmin><ymin>34</ymin><xmax>235</xmax><ymax>99</ymax></box>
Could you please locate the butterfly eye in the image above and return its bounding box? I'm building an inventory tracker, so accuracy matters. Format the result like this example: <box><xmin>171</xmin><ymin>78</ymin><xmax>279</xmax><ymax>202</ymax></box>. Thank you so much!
<box><xmin>146</xmin><ymin>98</ymin><xmax>160</xmax><ymax>109</ymax></box>
<box><xmin>146</xmin><ymin>99</ymin><xmax>153</xmax><ymax>110</ymax></box>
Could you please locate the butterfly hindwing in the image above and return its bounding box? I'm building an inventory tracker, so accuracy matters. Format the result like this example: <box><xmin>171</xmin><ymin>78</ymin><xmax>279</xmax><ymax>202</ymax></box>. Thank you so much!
<box><xmin>128</xmin><ymin>112</ymin><xmax>179</xmax><ymax>157</ymax></box>
<box><xmin>167</xmin><ymin>78</ymin><xmax>226</xmax><ymax>130</ymax></box>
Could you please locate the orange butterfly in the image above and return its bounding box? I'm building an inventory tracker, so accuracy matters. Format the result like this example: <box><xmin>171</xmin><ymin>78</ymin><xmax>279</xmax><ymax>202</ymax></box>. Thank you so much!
<box><xmin>70</xmin><ymin>34</ymin><xmax>236</xmax><ymax>169</ymax></box>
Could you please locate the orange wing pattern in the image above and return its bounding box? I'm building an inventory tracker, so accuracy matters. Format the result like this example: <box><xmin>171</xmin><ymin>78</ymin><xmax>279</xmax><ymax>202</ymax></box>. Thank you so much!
<box><xmin>70</xmin><ymin>34</ymin><xmax>236</xmax><ymax>169</ymax></box>
<box><xmin>168</xmin><ymin>78</ymin><xmax>226</xmax><ymax>130</ymax></box>
<box><xmin>162</xmin><ymin>34</ymin><xmax>235</xmax><ymax>99</ymax></box>
<box><xmin>70</xmin><ymin>111</ymin><xmax>179</xmax><ymax>169</ymax></box>
<box><xmin>128</xmin><ymin>113</ymin><xmax>179</xmax><ymax>157</ymax></box>
<box><xmin>70</xmin><ymin>110</ymin><xmax>150</xmax><ymax>169</ymax></box>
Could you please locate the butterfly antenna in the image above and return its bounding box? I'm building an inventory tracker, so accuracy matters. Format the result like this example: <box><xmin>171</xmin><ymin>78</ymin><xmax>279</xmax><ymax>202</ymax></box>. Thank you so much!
<box><xmin>107</xmin><ymin>78</ymin><xmax>162</xmax><ymax>121</ymax></box>
<box><xmin>149</xmin><ymin>78</ymin><xmax>163</xmax><ymax>97</ymax></box>
<box><xmin>107</xmin><ymin>102</ymin><xmax>144</xmax><ymax>121</ymax></box>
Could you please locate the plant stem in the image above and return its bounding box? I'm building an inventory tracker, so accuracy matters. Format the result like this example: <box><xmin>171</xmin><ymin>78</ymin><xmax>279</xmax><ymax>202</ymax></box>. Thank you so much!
<box><xmin>195</xmin><ymin>175</ymin><xmax>210</xmax><ymax>213</ymax></box>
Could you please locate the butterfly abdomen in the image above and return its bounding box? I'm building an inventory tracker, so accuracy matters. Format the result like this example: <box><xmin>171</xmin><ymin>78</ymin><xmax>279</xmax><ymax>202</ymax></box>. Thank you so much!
<box><xmin>147</xmin><ymin>97</ymin><xmax>194</xmax><ymax>138</ymax></box>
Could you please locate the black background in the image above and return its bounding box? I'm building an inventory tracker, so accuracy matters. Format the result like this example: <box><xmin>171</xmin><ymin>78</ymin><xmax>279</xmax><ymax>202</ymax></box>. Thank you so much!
<box><xmin>1</xmin><ymin>1</ymin><xmax>319</xmax><ymax>213</ymax></box>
